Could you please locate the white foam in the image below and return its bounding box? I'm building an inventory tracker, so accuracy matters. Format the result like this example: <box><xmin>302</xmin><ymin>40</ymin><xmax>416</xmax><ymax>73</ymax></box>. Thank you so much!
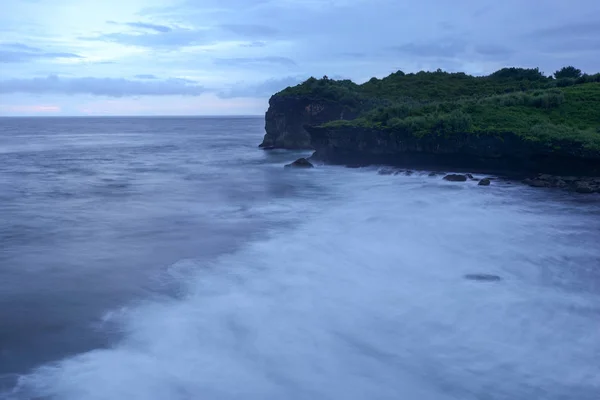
<box><xmin>8</xmin><ymin>172</ymin><xmax>600</xmax><ymax>400</ymax></box>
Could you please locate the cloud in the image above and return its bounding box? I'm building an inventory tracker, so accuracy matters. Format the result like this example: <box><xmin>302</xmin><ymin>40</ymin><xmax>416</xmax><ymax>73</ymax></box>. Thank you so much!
<box><xmin>124</xmin><ymin>21</ymin><xmax>172</xmax><ymax>33</ymax></box>
<box><xmin>240</xmin><ymin>41</ymin><xmax>266</xmax><ymax>48</ymax></box>
<box><xmin>528</xmin><ymin>20</ymin><xmax>600</xmax><ymax>39</ymax></box>
<box><xmin>340</xmin><ymin>52</ymin><xmax>366</xmax><ymax>58</ymax></box>
<box><xmin>472</xmin><ymin>5</ymin><xmax>494</xmax><ymax>17</ymax></box>
<box><xmin>83</xmin><ymin>28</ymin><xmax>206</xmax><ymax>49</ymax></box>
<box><xmin>391</xmin><ymin>40</ymin><xmax>466</xmax><ymax>58</ymax></box>
<box><xmin>0</xmin><ymin>75</ymin><xmax>206</xmax><ymax>97</ymax></box>
<box><xmin>474</xmin><ymin>43</ymin><xmax>515</xmax><ymax>57</ymax></box>
<box><xmin>0</xmin><ymin>104</ymin><xmax>61</xmax><ymax>113</ymax></box>
<box><xmin>1</xmin><ymin>42</ymin><xmax>42</xmax><ymax>52</ymax></box>
<box><xmin>0</xmin><ymin>50</ymin><xmax>82</xmax><ymax>63</ymax></box>
<box><xmin>107</xmin><ymin>20</ymin><xmax>173</xmax><ymax>33</ymax></box>
<box><xmin>218</xmin><ymin>76</ymin><xmax>305</xmax><ymax>98</ymax></box>
<box><xmin>134</xmin><ymin>74</ymin><xmax>158</xmax><ymax>79</ymax></box>
<box><xmin>214</xmin><ymin>56</ymin><xmax>296</xmax><ymax>67</ymax></box>
<box><xmin>219</xmin><ymin>24</ymin><xmax>278</xmax><ymax>37</ymax></box>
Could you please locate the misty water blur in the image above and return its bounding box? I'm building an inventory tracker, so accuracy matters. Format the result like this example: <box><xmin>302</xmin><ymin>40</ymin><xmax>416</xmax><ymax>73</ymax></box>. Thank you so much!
<box><xmin>1</xmin><ymin>117</ymin><xmax>599</xmax><ymax>399</ymax></box>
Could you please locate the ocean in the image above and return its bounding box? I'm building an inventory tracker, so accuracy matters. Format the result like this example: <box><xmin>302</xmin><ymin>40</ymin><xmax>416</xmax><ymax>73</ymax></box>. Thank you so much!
<box><xmin>0</xmin><ymin>116</ymin><xmax>599</xmax><ymax>399</ymax></box>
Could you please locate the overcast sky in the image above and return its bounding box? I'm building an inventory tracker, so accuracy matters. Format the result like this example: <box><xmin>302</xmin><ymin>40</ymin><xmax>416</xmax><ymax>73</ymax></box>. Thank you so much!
<box><xmin>1</xmin><ymin>0</ymin><xmax>598</xmax><ymax>116</ymax></box>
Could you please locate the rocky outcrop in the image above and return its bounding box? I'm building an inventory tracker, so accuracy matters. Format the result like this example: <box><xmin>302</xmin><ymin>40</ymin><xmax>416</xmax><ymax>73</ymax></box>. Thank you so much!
<box><xmin>523</xmin><ymin>174</ymin><xmax>600</xmax><ymax>193</ymax></box>
<box><xmin>478</xmin><ymin>178</ymin><xmax>491</xmax><ymax>186</ymax></box>
<box><xmin>284</xmin><ymin>158</ymin><xmax>314</xmax><ymax>168</ymax></box>
<box><xmin>259</xmin><ymin>95</ymin><xmax>359</xmax><ymax>149</ymax></box>
<box><xmin>443</xmin><ymin>174</ymin><xmax>468</xmax><ymax>182</ymax></box>
<box><xmin>307</xmin><ymin>125</ymin><xmax>600</xmax><ymax>176</ymax></box>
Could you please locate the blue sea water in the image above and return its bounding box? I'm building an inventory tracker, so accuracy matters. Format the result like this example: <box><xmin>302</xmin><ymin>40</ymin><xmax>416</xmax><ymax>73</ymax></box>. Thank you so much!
<box><xmin>0</xmin><ymin>116</ymin><xmax>599</xmax><ymax>399</ymax></box>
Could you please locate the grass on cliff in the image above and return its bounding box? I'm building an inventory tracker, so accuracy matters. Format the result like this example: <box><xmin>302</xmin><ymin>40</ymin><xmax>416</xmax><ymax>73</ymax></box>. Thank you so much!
<box><xmin>323</xmin><ymin>83</ymin><xmax>600</xmax><ymax>149</ymax></box>
<box><xmin>277</xmin><ymin>68</ymin><xmax>600</xmax><ymax>150</ymax></box>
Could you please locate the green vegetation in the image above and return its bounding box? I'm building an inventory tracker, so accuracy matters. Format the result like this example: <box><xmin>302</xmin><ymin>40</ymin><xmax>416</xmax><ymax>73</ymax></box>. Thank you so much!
<box><xmin>277</xmin><ymin>67</ymin><xmax>600</xmax><ymax>149</ymax></box>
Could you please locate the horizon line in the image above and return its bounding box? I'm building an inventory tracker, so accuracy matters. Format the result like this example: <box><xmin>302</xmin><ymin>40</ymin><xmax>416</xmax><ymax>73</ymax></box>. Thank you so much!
<box><xmin>0</xmin><ymin>114</ymin><xmax>264</xmax><ymax>118</ymax></box>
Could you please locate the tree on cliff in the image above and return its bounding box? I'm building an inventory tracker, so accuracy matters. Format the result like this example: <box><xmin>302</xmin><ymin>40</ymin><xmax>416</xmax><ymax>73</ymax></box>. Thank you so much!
<box><xmin>554</xmin><ymin>66</ymin><xmax>582</xmax><ymax>79</ymax></box>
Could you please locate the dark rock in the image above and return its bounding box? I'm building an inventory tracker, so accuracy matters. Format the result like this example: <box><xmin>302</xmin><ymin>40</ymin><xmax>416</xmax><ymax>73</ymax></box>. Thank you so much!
<box><xmin>443</xmin><ymin>174</ymin><xmax>468</xmax><ymax>182</ymax></box>
<box><xmin>525</xmin><ymin>179</ymin><xmax>551</xmax><ymax>188</ymax></box>
<box><xmin>478</xmin><ymin>178</ymin><xmax>491</xmax><ymax>186</ymax></box>
<box><xmin>555</xmin><ymin>179</ymin><xmax>567</xmax><ymax>188</ymax></box>
<box><xmin>259</xmin><ymin>145</ymin><xmax>277</xmax><ymax>150</ymax></box>
<box><xmin>561</xmin><ymin>176</ymin><xmax>578</xmax><ymax>183</ymax></box>
<box><xmin>466</xmin><ymin>173</ymin><xmax>474</xmax><ymax>180</ymax></box>
<box><xmin>259</xmin><ymin>96</ymin><xmax>360</xmax><ymax>149</ymax></box>
<box><xmin>464</xmin><ymin>274</ymin><xmax>502</xmax><ymax>282</ymax></box>
<box><xmin>284</xmin><ymin>158</ymin><xmax>314</xmax><ymax>168</ymax></box>
<box><xmin>575</xmin><ymin>182</ymin><xmax>596</xmax><ymax>194</ymax></box>
<box><xmin>428</xmin><ymin>172</ymin><xmax>438</xmax><ymax>177</ymax></box>
<box><xmin>306</xmin><ymin>125</ymin><xmax>600</xmax><ymax>176</ymax></box>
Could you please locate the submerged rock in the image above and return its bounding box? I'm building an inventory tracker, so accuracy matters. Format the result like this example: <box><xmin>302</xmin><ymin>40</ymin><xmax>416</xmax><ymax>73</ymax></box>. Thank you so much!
<box><xmin>478</xmin><ymin>178</ymin><xmax>491</xmax><ymax>186</ymax></box>
<box><xmin>443</xmin><ymin>174</ymin><xmax>468</xmax><ymax>182</ymax></box>
<box><xmin>284</xmin><ymin>158</ymin><xmax>314</xmax><ymax>168</ymax></box>
<box><xmin>464</xmin><ymin>273</ymin><xmax>502</xmax><ymax>282</ymax></box>
<box><xmin>466</xmin><ymin>173</ymin><xmax>474</xmax><ymax>180</ymax></box>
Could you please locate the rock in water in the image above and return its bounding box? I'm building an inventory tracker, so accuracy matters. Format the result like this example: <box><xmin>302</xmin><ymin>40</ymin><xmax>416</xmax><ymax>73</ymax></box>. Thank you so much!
<box><xmin>523</xmin><ymin>179</ymin><xmax>551</xmax><ymax>188</ymax></box>
<box><xmin>466</xmin><ymin>173</ymin><xmax>474</xmax><ymax>180</ymax></box>
<box><xmin>284</xmin><ymin>158</ymin><xmax>314</xmax><ymax>168</ymax></box>
<box><xmin>443</xmin><ymin>174</ymin><xmax>468</xmax><ymax>182</ymax></box>
<box><xmin>575</xmin><ymin>182</ymin><xmax>596</xmax><ymax>194</ymax></box>
<box><xmin>478</xmin><ymin>178</ymin><xmax>491</xmax><ymax>186</ymax></box>
<box><xmin>464</xmin><ymin>273</ymin><xmax>502</xmax><ymax>282</ymax></box>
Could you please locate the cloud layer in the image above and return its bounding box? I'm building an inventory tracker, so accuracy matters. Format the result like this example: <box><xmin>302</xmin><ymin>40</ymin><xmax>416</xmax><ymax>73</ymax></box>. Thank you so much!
<box><xmin>0</xmin><ymin>75</ymin><xmax>205</xmax><ymax>97</ymax></box>
<box><xmin>1</xmin><ymin>0</ymin><xmax>599</xmax><ymax>115</ymax></box>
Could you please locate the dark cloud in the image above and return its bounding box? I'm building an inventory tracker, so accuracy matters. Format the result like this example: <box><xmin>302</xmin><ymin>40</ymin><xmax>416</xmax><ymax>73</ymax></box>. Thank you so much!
<box><xmin>474</xmin><ymin>43</ymin><xmax>515</xmax><ymax>57</ymax></box>
<box><xmin>124</xmin><ymin>22</ymin><xmax>172</xmax><ymax>33</ymax></box>
<box><xmin>107</xmin><ymin>20</ymin><xmax>172</xmax><ymax>33</ymax></box>
<box><xmin>134</xmin><ymin>74</ymin><xmax>158</xmax><ymax>79</ymax></box>
<box><xmin>218</xmin><ymin>76</ymin><xmax>304</xmax><ymax>98</ymax></box>
<box><xmin>219</xmin><ymin>24</ymin><xmax>278</xmax><ymax>37</ymax></box>
<box><xmin>528</xmin><ymin>20</ymin><xmax>600</xmax><ymax>38</ymax></box>
<box><xmin>543</xmin><ymin>38</ymin><xmax>600</xmax><ymax>53</ymax></box>
<box><xmin>0</xmin><ymin>75</ymin><xmax>206</xmax><ymax>97</ymax></box>
<box><xmin>214</xmin><ymin>56</ymin><xmax>296</xmax><ymax>67</ymax></box>
<box><xmin>391</xmin><ymin>40</ymin><xmax>466</xmax><ymax>58</ymax></box>
<box><xmin>0</xmin><ymin>50</ymin><xmax>82</xmax><ymax>63</ymax></box>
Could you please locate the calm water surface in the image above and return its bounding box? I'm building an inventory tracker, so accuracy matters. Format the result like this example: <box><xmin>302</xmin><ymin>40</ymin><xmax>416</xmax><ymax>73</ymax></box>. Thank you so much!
<box><xmin>0</xmin><ymin>117</ymin><xmax>599</xmax><ymax>399</ymax></box>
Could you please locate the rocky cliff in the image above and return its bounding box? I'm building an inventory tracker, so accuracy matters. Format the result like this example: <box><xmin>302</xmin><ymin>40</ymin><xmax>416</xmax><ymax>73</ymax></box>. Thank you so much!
<box><xmin>307</xmin><ymin>126</ymin><xmax>600</xmax><ymax>176</ymax></box>
<box><xmin>259</xmin><ymin>95</ymin><xmax>359</xmax><ymax>149</ymax></box>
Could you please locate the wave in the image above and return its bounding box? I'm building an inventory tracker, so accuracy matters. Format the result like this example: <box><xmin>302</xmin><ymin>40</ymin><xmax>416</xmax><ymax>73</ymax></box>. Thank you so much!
<box><xmin>6</xmin><ymin>172</ymin><xmax>600</xmax><ymax>400</ymax></box>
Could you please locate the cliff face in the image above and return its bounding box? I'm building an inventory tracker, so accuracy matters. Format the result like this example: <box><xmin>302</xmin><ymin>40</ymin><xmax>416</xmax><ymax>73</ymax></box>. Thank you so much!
<box><xmin>307</xmin><ymin>126</ymin><xmax>600</xmax><ymax>176</ymax></box>
<box><xmin>259</xmin><ymin>95</ymin><xmax>359</xmax><ymax>149</ymax></box>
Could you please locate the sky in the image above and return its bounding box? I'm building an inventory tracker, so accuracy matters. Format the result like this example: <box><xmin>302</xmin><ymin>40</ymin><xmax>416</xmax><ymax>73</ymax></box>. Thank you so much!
<box><xmin>0</xmin><ymin>0</ymin><xmax>599</xmax><ymax>116</ymax></box>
